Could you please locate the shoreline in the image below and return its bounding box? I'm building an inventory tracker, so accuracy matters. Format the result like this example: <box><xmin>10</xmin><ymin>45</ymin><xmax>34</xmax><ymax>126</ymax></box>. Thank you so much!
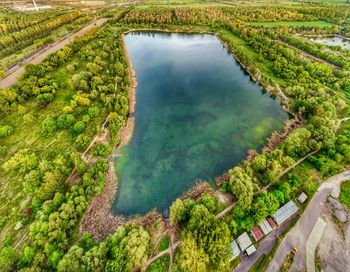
<box><xmin>80</xmin><ymin>27</ymin><xmax>298</xmax><ymax>240</ymax></box>
<box><xmin>79</xmin><ymin>32</ymin><xmax>138</xmax><ymax>241</ymax></box>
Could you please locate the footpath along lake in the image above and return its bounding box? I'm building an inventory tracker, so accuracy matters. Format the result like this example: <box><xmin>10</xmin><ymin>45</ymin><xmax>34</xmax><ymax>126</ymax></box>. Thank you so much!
<box><xmin>112</xmin><ymin>31</ymin><xmax>288</xmax><ymax>216</ymax></box>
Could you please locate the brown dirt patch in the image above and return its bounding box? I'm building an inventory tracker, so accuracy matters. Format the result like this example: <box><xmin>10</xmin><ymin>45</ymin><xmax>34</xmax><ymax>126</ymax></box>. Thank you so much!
<box><xmin>317</xmin><ymin>203</ymin><xmax>350</xmax><ymax>272</ymax></box>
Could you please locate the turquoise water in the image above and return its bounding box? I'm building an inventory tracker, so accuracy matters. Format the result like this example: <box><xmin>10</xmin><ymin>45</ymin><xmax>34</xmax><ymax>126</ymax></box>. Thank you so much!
<box><xmin>112</xmin><ymin>31</ymin><xmax>288</xmax><ymax>216</ymax></box>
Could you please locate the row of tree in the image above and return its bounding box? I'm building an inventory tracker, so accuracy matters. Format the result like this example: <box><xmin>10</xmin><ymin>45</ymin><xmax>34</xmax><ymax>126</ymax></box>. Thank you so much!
<box><xmin>0</xmin><ymin>11</ymin><xmax>81</xmax><ymax>59</ymax></box>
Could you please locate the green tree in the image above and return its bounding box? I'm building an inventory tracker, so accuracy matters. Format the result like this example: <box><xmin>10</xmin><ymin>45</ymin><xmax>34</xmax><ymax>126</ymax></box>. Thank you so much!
<box><xmin>73</xmin><ymin>121</ymin><xmax>86</xmax><ymax>134</ymax></box>
<box><xmin>0</xmin><ymin>125</ymin><xmax>14</xmax><ymax>138</ymax></box>
<box><xmin>228</xmin><ymin>167</ymin><xmax>254</xmax><ymax>209</ymax></box>
<box><xmin>0</xmin><ymin>246</ymin><xmax>17</xmax><ymax>272</ymax></box>
<box><xmin>283</xmin><ymin>128</ymin><xmax>311</xmax><ymax>157</ymax></box>
<box><xmin>57</xmin><ymin>245</ymin><xmax>84</xmax><ymax>272</ymax></box>
<box><xmin>121</xmin><ymin>227</ymin><xmax>150</xmax><ymax>271</ymax></box>
<box><xmin>177</xmin><ymin>235</ymin><xmax>209</xmax><ymax>272</ymax></box>
<box><xmin>42</xmin><ymin>117</ymin><xmax>57</xmax><ymax>134</ymax></box>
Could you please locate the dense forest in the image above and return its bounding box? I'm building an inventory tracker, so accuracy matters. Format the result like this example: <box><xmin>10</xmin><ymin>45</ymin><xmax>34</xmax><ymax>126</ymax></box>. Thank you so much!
<box><xmin>1</xmin><ymin>2</ymin><xmax>350</xmax><ymax>272</ymax></box>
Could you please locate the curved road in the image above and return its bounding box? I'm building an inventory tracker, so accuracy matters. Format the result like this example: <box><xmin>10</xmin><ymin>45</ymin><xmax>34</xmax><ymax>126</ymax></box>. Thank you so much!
<box><xmin>0</xmin><ymin>18</ymin><xmax>108</xmax><ymax>89</ymax></box>
<box><xmin>266</xmin><ymin>170</ymin><xmax>350</xmax><ymax>272</ymax></box>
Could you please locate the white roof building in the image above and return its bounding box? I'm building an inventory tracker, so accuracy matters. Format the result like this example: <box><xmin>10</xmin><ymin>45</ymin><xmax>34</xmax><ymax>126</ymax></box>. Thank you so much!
<box><xmin>237</xmin><ymin>232</ymin><xmax>252</xmax><ymax>251</ymax></box>
<box><xmin>259</xmin><ymin>219</ymin><xmax>273</xmax><ymax>235</ymax></box>
<box><xmin>230</xmin><ymin>240</ymin><xmax>241</xmax><ymax>260</ymax></box>
<box><xmin>246</xmin><ymin>245</ymin><xmax>256</xmax><ymax>256</ymax></box>
<box><xmin>273</xmin><ymin>200</ymin><xmax>299</xmax><ymax>225</ymax></box>
<box><xmin>298</xmin><ymin>192</ymin><xmax>308</xmax><ymax>204</ymax></box>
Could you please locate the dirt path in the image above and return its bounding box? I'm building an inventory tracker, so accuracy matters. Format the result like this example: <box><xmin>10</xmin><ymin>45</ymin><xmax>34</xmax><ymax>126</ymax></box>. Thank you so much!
<box><xmin>0</xmin><ymin>18</ymin><xmax>109</xmax><ymax>89</ymax></box>
<box><xmin>266</xmin><ymin>170</ymin><xmax>350</xmax><ymax>272</ymax></box>
<box><xmin>142</xmin><ymin>240</ymin><xmax>181</xmax><ymax>271</ymax></box>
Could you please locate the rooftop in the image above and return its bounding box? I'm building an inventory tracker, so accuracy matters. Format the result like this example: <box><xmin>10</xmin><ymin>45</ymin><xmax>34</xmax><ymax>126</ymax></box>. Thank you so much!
<box><xmin>272</xmin><ymin>200</ymin><xmax>299</xmax><ymax>225</ymax></box>
<box><xmin>260</xmin><ymin>219</ymin><xmax>273</xmax><ymax>235</ymax></box>
<box><xmin>237</xmin><ymin>232</ymin><xmax>252</xmax><ymax>251</ymax></box>
<box><xmin>230</xmin><ymin>240</ymin><xmax>241</xmax><ymax>259</ymax></box>
<box><xmin>246</xmin><ymin>245</ymin><xmax>256</xmax><ymax>256</ymax></box>
<box><xmin>251</xmin><ymin>225</ymin><xmax>264</xmax><ymax>241</ymax></box>
<box><xmin>298</xmin><ymin>192</ymin><xmax>308</xmax><ymax>203</ymax></box>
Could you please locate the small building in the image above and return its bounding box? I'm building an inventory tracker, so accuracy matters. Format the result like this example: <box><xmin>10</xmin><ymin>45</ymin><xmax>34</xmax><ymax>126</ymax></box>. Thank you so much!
<box><xmin>251</xmin><ymin>225</ymin><xmax>264</xmax><ymax>242</ymax></box>
<box><xmin>259</xmin><ymin>219</ymin><xmax>273</xmax><ymax>235</ymax></box>
<box><xmin>298</xmin><ymin>192</ymin><xmax>308</xmax><ymax>204</ymax></box>
<box><xmin>246</xmin><ymin>245</ymin><xmax>256</xmax><ymax>256</ymax></box>
<box><xmin>272</xmin><ymin>200</ymin><xmax>299</xmax><ymax>225</ymax></box>
<box><xmin>230</xmin><ymin>240</ymin><xmax>241</xmax><ymax>260</ymax></box>
<box><xmin>267</xmin><ymin>217</ymin><xmax>277</xmax><ymax>229</ymax></box>
<box><xmin>237</xmin><ymin>232</ymin><xmax>252</xmax><ymax>251</ymax></box>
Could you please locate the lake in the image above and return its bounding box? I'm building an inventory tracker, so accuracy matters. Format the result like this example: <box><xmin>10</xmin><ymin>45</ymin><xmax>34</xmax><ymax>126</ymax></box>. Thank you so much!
<box><xmin>310</xmin><ymin>36</ymin><xmax>350</xmax><ymax>50</ymax></box>
<box><xmin>112</xmin><ymin>31</ymin><xmax>288</xmax><ymax>216</ymax></box>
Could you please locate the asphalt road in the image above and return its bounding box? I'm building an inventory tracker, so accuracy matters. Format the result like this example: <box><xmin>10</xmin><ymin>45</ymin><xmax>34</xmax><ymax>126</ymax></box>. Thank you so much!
<box><xmin>266</xmin><ymin>170</ymin><xmax>350</xmax><ymax>272</ymax></box>
<box><xmin>0</xmin><ymin>18</ymin><xmax>108</xmax><ymax>89</ymax></box>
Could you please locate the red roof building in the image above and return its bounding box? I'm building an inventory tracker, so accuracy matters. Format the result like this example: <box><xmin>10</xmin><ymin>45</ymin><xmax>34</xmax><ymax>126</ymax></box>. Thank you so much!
<box><xmin>267</xmin><ymin>217</ymin><xmax>278</xmax><ymax>229</ymax></box>
<box><xmin>251</xmin><ymin>225</ymin><xmax>264</xmax><ymax>241</ymax></box>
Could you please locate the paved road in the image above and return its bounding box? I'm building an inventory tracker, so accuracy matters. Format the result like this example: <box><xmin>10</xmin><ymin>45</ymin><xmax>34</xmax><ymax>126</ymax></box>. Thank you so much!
<box><xmin>0</xmin><ymin>18</ymin><xmax>108</xmax><ymax>89</ymax></box>
<box><xmin>235</xmin><ymin>216</ymin><xmax>296</xmax><ymax>272</ymax></box>
<box><xmin>266</xmin><ymin>170</ymin><xmax>350</xmax><ymax>272</ymax></box>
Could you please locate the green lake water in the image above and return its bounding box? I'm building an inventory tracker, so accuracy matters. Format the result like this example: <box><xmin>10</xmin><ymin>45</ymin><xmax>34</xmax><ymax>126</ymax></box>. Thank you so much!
<box><xmin>112</xmin><ymin>31</ymin><xmax>288</xmax><ymax>216</ymax></box>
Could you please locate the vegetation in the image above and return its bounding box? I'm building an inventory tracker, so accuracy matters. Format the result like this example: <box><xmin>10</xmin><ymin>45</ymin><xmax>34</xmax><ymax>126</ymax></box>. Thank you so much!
<box><xmin>339</xmin><ymin>180</ymin><xmax>350</xmax><ymax>208</ymax></box>
<box><xmin>1</xmin><ymin>2</ymin><xmax>350</xmax><ymax>272</ymax></box>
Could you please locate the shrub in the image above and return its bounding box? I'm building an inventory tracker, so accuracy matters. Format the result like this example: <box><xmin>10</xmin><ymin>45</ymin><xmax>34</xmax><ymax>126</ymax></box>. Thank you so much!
<box><xmin>0</xmin><ymin>146</ymin><xmax>8</xmax><ymax>156</ymax></box>
<box><xmin>73</xmin><ymin>121</ymin><xmax>86</xmax><ymax>134</ymax></box>
<box><xmin>0</xmin><ymin>125</ymin><xmax>14</xmax><ymax>138</ymax></box>
<box><xmin>57</xmin><ymin>114</ymin><xmax>76</xmax><ymax>129</ymax></box>
<box><xmin>88</xmin><ymin>107</ymin><xmax>100</xmax><ymax>118</ymax></box>
<box><xmin>74</xmin><ymin>134</ymin><xmax>90</xmax><ymax>151</ymax></box>
<box><xmin>92</xmin><ymin>143</ymin><xmax>111</xmax><ymax>157</ymax></box>
<box><xmin>36</xmin><ymin>93</ymin><xmax>54</xmax><ymax>106</ymax></box>
<box><xmin>42</xmin><ymin>117</ymin><xmax>57</xmax><ymax>134</ymax></box>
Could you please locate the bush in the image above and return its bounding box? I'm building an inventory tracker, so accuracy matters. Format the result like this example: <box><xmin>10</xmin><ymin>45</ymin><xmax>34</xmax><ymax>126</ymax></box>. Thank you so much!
<box><xmin>73</xmin><ymin>121</ymin><xmax>86</xmax><ymax>134</ymax></box>
<box><xmin>0</xmin><ymin>125</ymin><xmax>14</xmax><ymax>138</ymax></box>
<box><xmin>57</xmin><ymin>114</ymin><xmax>76</xmax><ymax>129</ymax></box>
<box><xmin>82</xmin><ymin>114</ymin><xmax>90</xmax><ymax>123</ymax></box>
<box><xmin>0</xmin><ymin>146</ymin><xmax>8</xmax><ymax>157</ymax></box>
<box><xmin>36</xmin><ymin>93</ymin><xmax>54</xmax><ymax>106</ymax></box>
<box><xmin>88</xmin><ymin>107</ymin><xmax>100</xmax><ymax>118</ymax></box>
<box><xmin>42</xmin><ymin>117</ymin><xmax>57</xmax><ymax>134</ymax></box>
<box><xmin>74</xmin><ymin>134</ymin><xmax>90</xmax><ymax>151</ymax></box>
<box><xmin>92</xmin><ymin>143</ymin><xmax>111</xmax><ymax>157</ymax></box>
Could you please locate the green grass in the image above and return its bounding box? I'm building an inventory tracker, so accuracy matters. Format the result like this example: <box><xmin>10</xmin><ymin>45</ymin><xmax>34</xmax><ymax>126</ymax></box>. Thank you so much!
<box><xmin>280</xmin><ymin>254</ymin><xmax>293</xmax><ymax>272</ymax></box>
<box><xmin>249</xmin><ymin>21</ymin><xmax>335</xmax><ymax>28</ymax></box>
<box><xmin>147</xmin><ymin>254</ymin><xmax>170</xmax><ymax>272</ymax></box>
<box><xmin>159</xmin><ymin>235</ymin><xmax>170</xmax><ymax>251</ymax></box>
<box><xmin>339</xmin><ymin>180</ymin><xmax>350</xmax><ymax>209</ymax></box>
<box><xmin>248</xmin><ymin>254</ymin><xmax>266</xmax><ymax>272</ymax></box>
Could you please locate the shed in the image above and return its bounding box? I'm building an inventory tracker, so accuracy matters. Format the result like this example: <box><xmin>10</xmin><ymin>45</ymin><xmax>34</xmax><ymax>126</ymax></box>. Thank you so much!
<box><xmin>230</xmin><ymin>240</ymin><xmax>241</xmax><ymax>260</ymax></box>
<box><xmin>267</xmin><ymin>217</ymin><xmax>277</xmax><ymax>229</ymax></box>
<box><xmin>298</xmin><ymin>192</ymin><xmax>308</xmax><ymax>204</ymax></box>
<box><xmin>272</xmin><ymin>200</ymin><xmax>299</xmax><ymax>225</ymax></box>
<box><xmin>237</xmin><ymin>232</ymin><xmax>252</xmax><ymax>251</ymax></box>
<box><xmin>246</xmin><ymin>245</ymin><xmax>256</xmax><ymax>256</ymax></box>
<box><xmin>251</xmin><ymin>225</ymin><xmax>264</xmax><ymax>241</ymax></box>
<box><xmin>259</xmin><ymin>219</ymin><xmax>273</xmax><ymax>235</ymax></box>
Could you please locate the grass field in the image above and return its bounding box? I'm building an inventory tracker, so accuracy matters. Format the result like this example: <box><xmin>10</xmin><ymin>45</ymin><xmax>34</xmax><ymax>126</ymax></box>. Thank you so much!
<box><xmin>339</xmin><ymin>180</ymin><xmax>350</xmax><ymax>209</ymax></box>
<box><xmin>249</xmin><ymin>20</ymin><xmax>334</xmax><ymax>27</ymax></box>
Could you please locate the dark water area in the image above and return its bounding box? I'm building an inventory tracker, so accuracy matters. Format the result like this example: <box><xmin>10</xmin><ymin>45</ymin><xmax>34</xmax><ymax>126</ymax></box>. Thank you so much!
<box><xmin>112</xmin><ymin>31</ymin><xmax>288</xmax><ymax>216</ymax></box>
